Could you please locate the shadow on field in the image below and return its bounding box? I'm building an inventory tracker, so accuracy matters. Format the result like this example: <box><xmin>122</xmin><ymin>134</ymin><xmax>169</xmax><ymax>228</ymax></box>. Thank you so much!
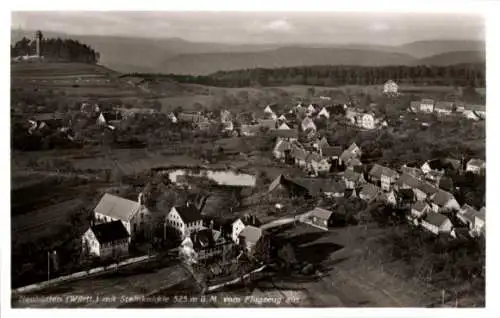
<box><xmin>295</xmin><ymin>242</ymin><xmax>343</xmax><ymax>264</ymax></box>
<box><xmin>277</xmin><ymin>232</ymin><xmax>326</xmax><ymax>247</ymax></box>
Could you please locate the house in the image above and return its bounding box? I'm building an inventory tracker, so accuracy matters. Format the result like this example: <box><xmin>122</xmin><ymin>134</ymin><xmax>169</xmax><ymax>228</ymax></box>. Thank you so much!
<box><xmin>304</xmin><ymin>207</ymin><xmax>334</xmax><ymax>231</ymax></box>
<box><xmin>420</xmin><ymin>99</ymin><xmax>435</xmax><ymax>113</ymax></box>
<box><xmin>383</xmin><ymin>80</ymin><xmax>398</xmax><ymax>95</ymax></box>
<box><xmin>164</xmin><ymin>203</ymin><xmax>204</xmax><ymax>239</ymax></box>
<box><xmin>425</xmin><ymin>170</ymin><xmax>444</xmax><ymax>186</ymax></box>
<box><xmin>322</xmin><ymin>181</ymin><xmax>346</xmax><ymax>198</ymax></box>
<box><xmin>187</xmin><ymin>228</ymin><xmax>233</xmax><ymax>261</ymax></box>
<box><xmin>178</xmin><ymin>112</ymin><xmax>203</xmax><ymax>123</ymax></box>
<box><xmin>396</xmin><ymin>188</ymin><xmax>416</xmax><ymax>209</ymax></box>
<box><xmin>415</xmin><ymin>181</ymin><xmax>439</xmax><ymax>202</ymax></box>
<box><xmin>301</xmin><ymin>117</ymin><xmax>317</xmax><ymax>132</ymax></box>
<box><xmin>168</xmin><ymin>112</ymin><xmax>178</xmax><ymax>123</ymax></box>
<box><xmin>474</xmin><ymin>207</ymin><xmax>485</xmax><ymax>236</ymax></box>
<box><xmin>273</xmin><ymin>139</ymin><xmax>292</xmax><ymax>161</ymax></box>
<box><xmin>290</xmin><ymin>145</ymin><xmax>308</xmax><ymax>168</ymax></box>
<box><xmin>411</xmin><ymin>201</ymin><xmax>431</xmax><ymax>219</ymax></box>
<box><xmin>240</xmin><ymin>124</ymin><xmax>260</xmax><ymax>137</ymax></box>
<box><xmin>466</xmin><ymin>159</ymin><xmax>486</xmax><ymax>175</ymax></box>
<box><xmin>457</xmin><ymin>204</ymin><xmax>478</xmax><ymax>228</ymax></box>
<box><xmin>278</xmin><ymin>114</ymin><xmax>288</xmax><ymax>122</ymax></box>
<box><xmin>343</xmin><ymin>170</ymin><xmax>366</xmax><ymax>189</ymax></box>
<box><xmin>82</xmin><ymin>220</ymin><xmax>130</xmax><ymax>259</ymax></box>
<box><xmin>305</xmin><ymin>152</ymin><xmax>325</xmax><ymax>176</ymax></box>
<box><xmin>317</xmin><ymin>107</ymin><xmax>330</xmax><ymax>119</ymax></box>
<box><xmin>307</xmin><ymin>104</ymin><xmax>317</xmax><ymax>115</ymax></box>
<box><xmin>409</xmin><ymin>101</ymin><xmax>421</xmax><ymax>112</ymax></box>
<box><xmin>268</xmin><ymin>174</ymin><xmax>309</xmax><ymax>198</ymax></box>
<box><xmin>358</xmin><ymin>183</ymin><xmax>381</xmax><ymax>202</ymax></box>
<box><xmin>264</xmin><ymin>105</ymin><xmax>275</xmax><ymax>115</ymax></box>
<box><xmin>94</xmin><ymin>193</ymin><xmax>152</xmax><ymax>241</ymax></box>
<box><xmin>340</xmin><ymin>142</ymin><xmax>362</xmax><ymax>165</ymax></box>
<box><xmin>368</xmin><ymin>164</ymin><xmax>399</xmax><ymax>191</ymax></box>
<box><xmin>430</xmin><ymin>190</ymin><xmax>460</xmax><ymax>213</ymax></box>
<box><xmin>354</xmin><ymin>113</ymin><xmax>375</xmax><ymax>130</ymax></box>
<box><xmin>421</xmin><ymin>213</ymin><xmax>453</xmax><ymax>235</ymax></box>
<box><xmin>383</xmin><ymin>190</ymin><xmax>397</xmax><ymax>206</ymax></box>
<box><xmin>462</xmin><ymin>110</ymin><xmax>481</xmax><ymax>121</ymax></box>
<box><xmin>401</xmin><ymin>165</ymin><xmax>425</xmax><ymax>179</ymax></box>
<box><xmin>238</xmin><ymin>225</ymin><xmax>263</xmax><ymax>254</ymax></box>
<box><xmin>220</xmin><ymin>109</ymin><xmax>232</xmax><ymax>123</ymax></box>
<box><xmin>464</xmin><ymin>104</ymin><xmax>486</xmax><ymax>119</ymax></box>
<box><xmin>258</xmin><ymin>118</ymin><xmax>277</xmax><ymax>130</ymax></box>
<box><xmin>434</xmin><ymin>101</ymin><xmax>454</xmax><ymax>115</ymax></box>
<box><xmin>28</xmin><ymin>113</ymin><xmax>65</xmax><ymax>132</ymax></box>
<box><xmin>278</xmin><ymin>122</ymin><xmax>291</xmax><ymax>130</ymax></box>
<box><xmin>345</xmin><ymin>158</ymin><xmax>363</xmax><ymax>171</ymax></box>
<box><xmin>271</xmin><ymin>129</ymin><xmax>299</xmax><ymax>142</ymax></box>
<box><xmin>322</xmin><ymin>146</ymin><xmax>343</xmax><ymax>166</ymax></box>
<box><xmin>314</xmin><ymin>136</ymin><xmax>330</xmax><ymax>151</ymax></box>
<box><xmin>229</xmin><ymin>218</ymin><xmax>246</xmax><ymax>244</ymax></box>
<box><xmin>394</xmin><ymin>173</ymin><xmax>421</xmax><ymax>191</ymax></box>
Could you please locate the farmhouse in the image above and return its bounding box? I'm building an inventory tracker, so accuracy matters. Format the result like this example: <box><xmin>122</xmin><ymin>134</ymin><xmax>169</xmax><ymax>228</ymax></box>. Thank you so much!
<box><xmin>358</xmin><ymin>183</ymin><xmax>381</xmax><ymax>202</ymax></box>
<box><xmin>164</xmin><ymin>203</ymin><xmax>204</xmax><ymax>239</ymax></box>
<box><xmin>94</xmin><ymin>193</ymin><xmax>152</xmax><ymax>241</ymax></box>
<box><xmin>304</xmin><ymin>207</ymin><xmax>334</xmax><ymax>231</ymax></box>
<box><xmin>383</xmin><ymin>80</ymin><xmax>398</xmax><ymax>95</ymax></box>
<box><xmin>238</xmin><ymin>225</ymin><xmax>263</xmax><ymax>254</ymax></box>
<box><xmin>466</xmin><ymin>159</ymin><xmax>486</xmax><ymax>175</ymax></box>
<box><xmin>421</xmin><ymin>213</ymin><xmax>453</xmax><ymax>236</ymax></box>
<box><xmin>354</xmin><ymin>113</ymin><xmax>375</xmax><ymax>130</ymax></box>
<box><xmin>82</xmin><ymin>220</ymin><xmax>130</xmax><ymax>259</ymax></box>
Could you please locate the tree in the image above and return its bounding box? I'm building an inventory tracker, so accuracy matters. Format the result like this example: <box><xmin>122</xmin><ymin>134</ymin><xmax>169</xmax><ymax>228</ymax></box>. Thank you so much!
<box><xmin>277</xmin><ymin>243</ymin><xmax>297</xmax><ymax>270</ymax></box>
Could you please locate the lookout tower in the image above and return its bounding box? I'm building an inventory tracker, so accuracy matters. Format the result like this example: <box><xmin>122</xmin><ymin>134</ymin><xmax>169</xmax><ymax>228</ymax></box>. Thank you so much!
<box><xmin>35</xmin><ymin>30</ymin><xmax>43</xmax><ymax>57</ymax></box>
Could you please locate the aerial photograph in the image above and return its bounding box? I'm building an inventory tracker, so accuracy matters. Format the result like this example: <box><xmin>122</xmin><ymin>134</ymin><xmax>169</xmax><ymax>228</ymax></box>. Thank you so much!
<box><xmin>10</xmin><ymin>10</ymin><xmax>485</xmax><ymax>308</ymax></box>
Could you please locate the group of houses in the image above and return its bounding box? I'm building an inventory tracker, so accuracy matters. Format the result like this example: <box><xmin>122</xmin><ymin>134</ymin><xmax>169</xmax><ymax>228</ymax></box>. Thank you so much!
<box><xmin>410</xmin><ymin>99</ymin><xmax>486</xmax><ymax>120</ymax></box>
<box><xmin>81</xmin><ymin>190</ymin><xmax>265</xmax><ymax>264</ymax></box>
<box><xmin>269</xmin><ymin>130</ymin><xmax>486</xmax><ymax>238</ymax></box>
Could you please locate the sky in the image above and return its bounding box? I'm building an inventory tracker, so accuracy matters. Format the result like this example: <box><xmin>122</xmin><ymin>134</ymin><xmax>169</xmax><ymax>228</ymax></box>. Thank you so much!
<box><xmin>11</xmin><ymin>11</ymin><xmax>485</xmax><ymax>46</ymax></box>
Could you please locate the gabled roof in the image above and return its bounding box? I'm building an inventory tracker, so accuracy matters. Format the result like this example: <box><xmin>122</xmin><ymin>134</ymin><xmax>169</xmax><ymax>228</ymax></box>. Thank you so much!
<box><xmin>239</xmin><ymin>225</ymin><xmax>262</xmax><ymax>243</ymax></box>
<box><xmin>258</xmin><ymin>119</ymin><xmax>277</xmax><ymax>130</ymax></box>
<box><xmin>322</xmin><ymin>146</ymin><xmax>343</xmax><ymax>157</ymax></box>
<box><xmin>369</xmin><ymin>164</ymin><xmax>399</xmax><ymax>179</ymax></box>
<box><xmin>467</xmin><ymin>158</ymin><xmax>485</xmax><ymax>168</ymax></box>
<box><xmin>397</xmin><ymin>188</ymin><xmax>415</xmax><ymax>201</ymax></box>
<box><xmin>309</xmin><ymin>207</ymin><xmax>333</xmax><ymax>220</ymax></box>
<box><xmin>290</xmin><ymin>145</ymin><xmax>308</xmax><ymax>161</ymax></box>
<box><xmin>306</xmin><ymin>152</ymin><xmax>322</xmax><ymax>163</ymax></box>
<box><xmin>395</xmin><ymin>173</ymin><xmax>421</xmax><ymax>189</ymax></box>
<box><xmin>412</xmin><ymin>201</ymin><xmax>429</xmax><ymax>212</ymax></box>
<box><xmin>344</xmin><ymin>170</ymin><xmax>364</xmax><ymax>183</ymax></box>
<box><xmin>417</xmin><ymin>181</ymin><xmax>439</xmax><ymax>197</ymax></box>
<box><xmin>423</xmin><ymin>213</ymin><xmax>450</xmax><ymax>227</ymax></box>
<box><xmin>191</xmin><ymin>228</ymin><xmax>216</xmax><ymax>250</ymax></box>
<box><xmin>90</xmin><ymin>220</ymin><xmax>130</xmax><ymax>244</ymax></box>
<box><xmin>432</xmin><ymin>190</ymin><xmax>456</xmax><ymax>207</ymax></box>
<box><xmin>94</xmin><ymin>193</ymin><xmax>140</xmax><ymax>221</ymax></box>
<box><xmin>271</xmin><ymin>129</ymin><xmax>299</xmax><ymax>139</ymax></box>
<box><xmin>347</xmin><ymin>142</ymin><xmax>360</xmax><ymax>153</ymax></box>
<box><xmin>359</xmin><ymin>183</ymin><xmax>380</xmax><ymax>199</ymax></box>
<box><xmin>401</xmin><ymin>166</ymin><xmax>424</xmax><ymax>178</ymax></box>
<box><xmin>173</xmin><ymin>205</ymin><xmax>202</xmax><ymax>224</ymax></box>
<box><xmin>301</xmin><ymin>117</ymin><xmax>316</xmax><ymax>130</ymax></box>
<box><xmin>278</xmin><ymin>122</ymin><xmax>291</xmax><ymax>130</ymax></box>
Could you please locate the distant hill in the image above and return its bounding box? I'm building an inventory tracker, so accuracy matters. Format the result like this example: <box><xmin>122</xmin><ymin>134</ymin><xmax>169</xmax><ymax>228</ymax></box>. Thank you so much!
<box><xmin>399</xmin><ymin>40</ymin><xmax>485</xmax><ymax>59</ymax></box>
<box><xmin>416</xmin><ymin>51</ymin><xmax>486</xmax><ymax>66</ymax></box>
<box><xmin>158</xmin><ymin>47</ymin><xmax>417</xmax><ymax>75</ymax></box>
<box><xmin>10</xmin><ymin>30</ymin><xmax>486</xmax><ymax>74</ymax></box>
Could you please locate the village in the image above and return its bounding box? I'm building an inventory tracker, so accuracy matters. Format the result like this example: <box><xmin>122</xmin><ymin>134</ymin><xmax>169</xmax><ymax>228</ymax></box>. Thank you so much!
<box><xmin>10</xmin><ymin>77</ymin><xmax>486</xmax><ymax>305</ymax></box>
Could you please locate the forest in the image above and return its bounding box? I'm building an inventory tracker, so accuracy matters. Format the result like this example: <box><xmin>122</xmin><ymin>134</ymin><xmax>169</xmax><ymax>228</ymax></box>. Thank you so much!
<box><xmin>11</xmin><ymin>35</ymin><xmax>100</xmax><ymax>64</ymax></box>
<box><xmin>124</xmin><ymin>63</ymin><xmax>486</xmax><ymax>88</ymax></box>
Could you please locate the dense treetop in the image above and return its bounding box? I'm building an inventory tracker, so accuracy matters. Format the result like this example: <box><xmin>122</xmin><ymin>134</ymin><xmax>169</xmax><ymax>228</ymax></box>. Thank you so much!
<box><xmin>124</xmin><ymin>63</ymin><xmax>485</xmax><ymax>88</ymax></box>
<box><xmin>11</xmin><ymin>34</ymin><xmax>100</xmax><ymax>64</ymax></box>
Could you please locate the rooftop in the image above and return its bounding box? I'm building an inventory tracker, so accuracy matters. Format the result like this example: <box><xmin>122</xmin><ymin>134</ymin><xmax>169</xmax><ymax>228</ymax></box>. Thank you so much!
<box><xmin>91</xmin><ymin>220</ymin><xmax>130</xmax><ymax>244</ymax></box>
<box><xmin>94</xmin><ymin>193</ymin><xmax>140</xmax><ymax>221</ymax></box>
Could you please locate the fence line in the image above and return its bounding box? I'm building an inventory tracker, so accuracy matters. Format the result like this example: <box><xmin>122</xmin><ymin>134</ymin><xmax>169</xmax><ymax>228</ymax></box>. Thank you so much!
<box><xmin>12</xmin><ymin>254</ymin><xmax>154</xmax><ymax>295</ymax></box>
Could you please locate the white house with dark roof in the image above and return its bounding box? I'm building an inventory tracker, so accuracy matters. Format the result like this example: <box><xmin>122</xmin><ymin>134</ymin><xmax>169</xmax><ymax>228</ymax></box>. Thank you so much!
<box><xmin>368</xmin><ymin>164</ymin><xmax>400</xmax><ymax>191</ymax></box>
<box><xmin>94</xmin><ymin>193</ymin><xmax>151</xmax><ymax>241</ymax></box>
<box><xmin>82</xmin><ymin>220</ymin><xmax>130</xmax><ymax>259</ymax></box>
<box><xmin>165</xmin><ymin>203</ymin><xmax>204</xmax><ymax>239</ymax></box>
<box><xmin>420</xmin><ymin>99</ymin><xmax>435</xmax><ymax>113</ymax></box>
<box><xmin>304</xmin><ymin>207</ymin><xmax>334</xmax><ymax>231</ymax></box>
<box><xmin>466</xmin><ymin>159</ymin><xmax>485</xmax><ymax>175</ymax></box>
